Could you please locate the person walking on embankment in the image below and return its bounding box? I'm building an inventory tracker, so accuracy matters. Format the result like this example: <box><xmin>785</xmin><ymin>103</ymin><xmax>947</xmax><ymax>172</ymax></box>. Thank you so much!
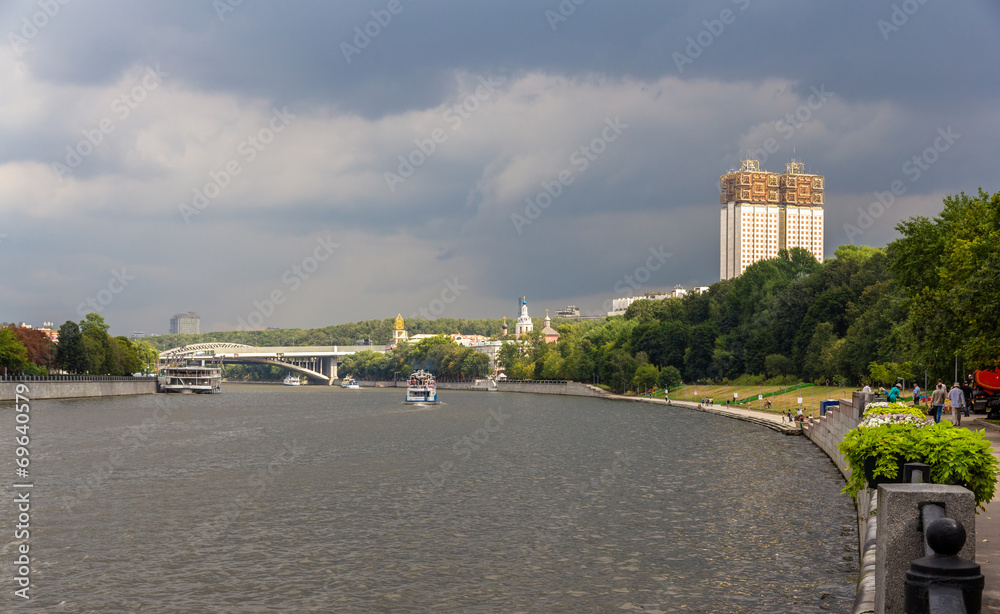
<box><xmin>949</xmin><ymin>382</ymin><xmax>967</xmax><ymax>427</ymax></box>
<box><xmin>931</xmin><ymin>382</ymin><xmax>947</xmax><ymax>424</ymax></box>
<box><xmin>912</xmin><ymin>383</ymin><xmax>921</xmax><ymax>407</ymax></box>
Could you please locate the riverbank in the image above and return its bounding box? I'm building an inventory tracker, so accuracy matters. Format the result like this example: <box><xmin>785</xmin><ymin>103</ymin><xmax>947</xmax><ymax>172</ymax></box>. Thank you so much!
<box><xmin>1</xmin><ymin>377</ymin><xmax>157</xmax><ymax>400</ymax></box>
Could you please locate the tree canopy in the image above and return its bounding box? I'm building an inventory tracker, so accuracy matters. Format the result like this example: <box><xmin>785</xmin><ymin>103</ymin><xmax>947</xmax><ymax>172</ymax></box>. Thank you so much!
<box><xmin>889</xmin><ymin>188</ymin><xmax>1000</xmax><ymax>370</ymax></box>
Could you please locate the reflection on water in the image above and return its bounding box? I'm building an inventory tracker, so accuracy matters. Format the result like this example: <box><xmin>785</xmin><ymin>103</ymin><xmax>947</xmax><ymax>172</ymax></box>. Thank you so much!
<box><xmin>1</xmin><ymin>385</ymin><xmax>857</xmax><ymax>612</ymax></box>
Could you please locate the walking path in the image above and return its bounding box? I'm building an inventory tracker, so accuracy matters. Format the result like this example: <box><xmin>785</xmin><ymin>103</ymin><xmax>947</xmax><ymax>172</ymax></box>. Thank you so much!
<box><xmin>963</xmin><ymin>419</ymin><xmax>1000</xmax><ymax>612</ymax></box>
<box><xmin>621</xmin><ymin>394</ymin><xmax>801</xmax><ymax>434</ymax></box>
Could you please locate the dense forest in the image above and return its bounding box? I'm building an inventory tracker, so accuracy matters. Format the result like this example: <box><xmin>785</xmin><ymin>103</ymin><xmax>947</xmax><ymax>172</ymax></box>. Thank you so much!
<box><xmin>4</xmin><ymin>190</ymin><xmax>996</xmax><ymax>387</ymax></box>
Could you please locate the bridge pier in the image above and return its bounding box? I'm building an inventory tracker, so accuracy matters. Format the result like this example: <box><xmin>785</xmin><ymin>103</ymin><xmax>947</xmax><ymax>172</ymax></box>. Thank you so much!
<box><xmin>319</xmin><ymin>356</ymin><xmax>338</xmax><ymax>384</ymax></box>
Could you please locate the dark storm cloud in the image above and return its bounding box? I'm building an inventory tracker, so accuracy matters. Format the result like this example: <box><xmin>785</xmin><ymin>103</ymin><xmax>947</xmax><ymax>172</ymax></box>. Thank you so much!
<box><xmin>1</xmin><ymin>0</ymin><xmax>998</xmax><ymax>333</ymax></box>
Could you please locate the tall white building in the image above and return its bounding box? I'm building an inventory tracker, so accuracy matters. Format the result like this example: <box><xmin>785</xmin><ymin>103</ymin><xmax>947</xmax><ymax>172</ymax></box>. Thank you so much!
<box><xmin>720</xmin><ymin>160</ymin><xmax>825</xmax><ymax>280</ymax></box>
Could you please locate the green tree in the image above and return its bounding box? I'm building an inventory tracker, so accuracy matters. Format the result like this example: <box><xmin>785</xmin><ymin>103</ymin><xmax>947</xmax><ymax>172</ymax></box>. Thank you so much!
<box><xmin>889</xmin><ymin>189</ymin><xmax>1000</xmax><ymax>368</ymax></box>
<box><xmin>7</xmin><ymin>326</ymin><xmax>53</xmax><ymax>368</ymax></box>
<box><xmin>81</xmin><ymin>334</ymin><xmax>105</xmax><ymax>374</ymax></box>
<box><xmin>116</xmin><ymin>337</ymin><xmax>143</xmax><ymax>374</ymax></box>
<box><xmin>633</xmin><ymin>363</ymin><xmax>660</xmax><ymax>393</ymax></box>
<box><xmin>764</xmin><ymin>353</ymin><xmax>793</xmax><ymax>378</ymax></box>
<box><xmin>134</xmin><ymin>340</ymin><xmax>159</xmax><ymax>374</ymax></box>
<box><xmin>80</xmin><ymin>312</ymin><xmax>110</xmax><ymax>334</ymax></box>
<box><xmin>0</xmin><ymin>327</ymin><xmax>29</xmax><ymax>373</ymax></box>
<box><xmin>604</xmin><ymin>348</ymin><xmax>637</xmax><ymax>394</ymax></box>
<box><xmin>497</xmin><ymin>341</ymin><xmax>524</xmax><ymax>375</ymax></box>
<box><xmin>684</xmin><ymin>322</ymin><xmax>717</xmax><ymax>381</ymax></box>
<box><xmin>56</xmin><ymin>321</ymin><xmax>87</xmax><ymax>374</ymax></box>
<box><xmin>658</xmin><ymin>365</ymin><xmax>682</xmax><ymax>390</ymax></box>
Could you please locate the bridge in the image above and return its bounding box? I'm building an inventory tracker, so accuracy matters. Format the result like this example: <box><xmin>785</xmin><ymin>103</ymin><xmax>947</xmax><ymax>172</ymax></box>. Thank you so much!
<box><xmin>159</xmin><ymin>343</ymin><xmax>384</xmax><ymax>384</ymax></box>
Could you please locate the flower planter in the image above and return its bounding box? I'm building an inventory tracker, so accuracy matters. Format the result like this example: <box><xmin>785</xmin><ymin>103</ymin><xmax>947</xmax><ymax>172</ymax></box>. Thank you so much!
<box><xmin>862</xmin><ymin>456</ymin><xmax>918</xmax><ymax>488</ymax></box>
<box><xmin>841</xmin><ymin>401</ymin><xmax>999</xmax><ymax>508</ymax></box>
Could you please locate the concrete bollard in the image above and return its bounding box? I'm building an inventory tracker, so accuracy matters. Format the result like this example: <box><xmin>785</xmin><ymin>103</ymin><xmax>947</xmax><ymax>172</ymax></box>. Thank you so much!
<box><xmin>875</xmin><ymin>484</ymin><xmax>976</xmax><ymax>614</ymax></box>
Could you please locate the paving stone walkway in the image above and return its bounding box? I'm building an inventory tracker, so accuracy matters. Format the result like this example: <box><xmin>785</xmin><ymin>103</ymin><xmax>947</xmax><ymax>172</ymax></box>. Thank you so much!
<box><xmin>624</xmin><ymin>395</ymin><xmax>802</xmax><ymax>435</ymax></box>
<box><xmin>963</xmin><ymin>419</ymin><xmax>1000</xmax><ymax>613</ymax></box>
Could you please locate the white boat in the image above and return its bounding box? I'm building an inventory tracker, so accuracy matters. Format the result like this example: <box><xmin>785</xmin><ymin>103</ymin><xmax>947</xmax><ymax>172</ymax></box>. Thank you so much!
<box><xmin>405</xmin><ymin>370</ymin><xmax>438</xmax><ymax>404</ymax></box>
<box><xmin>159</xmin><ymin>364</ymin><xmax>222</xmax><ymax>394</ymax></box>
<box><xmin>283</xmin><ymin>374</ymin><xmax>301</xmax><ymax>386</ymax></box>
<box><xmin>340</xmin><ymin>376</ymin><xmax>361</xmax><ymax>390</ymax></box>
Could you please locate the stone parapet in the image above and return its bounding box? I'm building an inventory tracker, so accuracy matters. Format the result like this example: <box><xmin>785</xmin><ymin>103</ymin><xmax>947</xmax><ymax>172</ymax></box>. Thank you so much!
<box><xmin>1</xmin><ymin>379</ymin><xmax>157</xmax><ymax>400</ymax></box>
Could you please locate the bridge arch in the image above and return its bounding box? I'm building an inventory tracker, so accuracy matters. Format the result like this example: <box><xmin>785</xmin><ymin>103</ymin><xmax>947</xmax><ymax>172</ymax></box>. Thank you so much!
<box><xmin>159</xmin><ymin>343</ymin><xmax>339</xmax><ymax>384</ymax></box>
<box><xmin>224</xmin><ymin>357</ymin><xmax>330</xmax><ymax>383</ymax></box>
<box><xmin>160</xmin><ymin>343</ymin><xmax>253</xmax><ymax>358</ymax></box>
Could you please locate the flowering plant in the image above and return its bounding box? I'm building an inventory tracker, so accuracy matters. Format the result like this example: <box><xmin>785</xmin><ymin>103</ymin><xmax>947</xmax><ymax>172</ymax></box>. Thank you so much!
<box><xmin>840</xmin><ymin>404</ymin><xmax>998</xmax><ymax>509</ymax></box>
<box><xmin>862</xmin><ymin>401</ymin><xmax>925</xmax><ymax>419</ymax></box>
<box><xmin>859</xmin><ymin>414</ymin><xmax>929</xmax><ymax>428</ymax></box>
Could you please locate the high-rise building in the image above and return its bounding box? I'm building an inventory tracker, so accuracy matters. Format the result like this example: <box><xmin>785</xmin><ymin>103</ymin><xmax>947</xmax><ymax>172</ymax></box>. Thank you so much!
<box><xmin>169</xmin><ymin>312</ymin><xmax>201</xmax><ymax>335</ymax></box>
<box><xmin>720</xmin><ymin>159</ymin><xmax>824</xmax><ymax>280</ymax></box>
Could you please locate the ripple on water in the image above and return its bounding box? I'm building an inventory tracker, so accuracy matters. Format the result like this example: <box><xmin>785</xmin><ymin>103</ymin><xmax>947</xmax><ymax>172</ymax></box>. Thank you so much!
<box><xmin>2</xmin><ymin>387</ymin><xmax>857</xmax><ymax>612</ymax></box>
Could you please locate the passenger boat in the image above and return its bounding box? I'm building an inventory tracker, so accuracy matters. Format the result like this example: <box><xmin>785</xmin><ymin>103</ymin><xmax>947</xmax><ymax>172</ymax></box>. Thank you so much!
<box><xmin>159</xmin><ymin>364</ymin><xmax>222</xmax><ymax>394</ymax></box>
<box><xmin>405</xmin><ymin>370</ymin><xmax>438</xmax><ymax>404</ymax></box>
<box><xmin>283</xmin><ymin>374</ymin><xmax>301</xmax><ymax>386</ymax></box>
<box><xmin>340</xmin><ymin>376</ymin><xmax>361</xmax><ymax>390</ymax></box>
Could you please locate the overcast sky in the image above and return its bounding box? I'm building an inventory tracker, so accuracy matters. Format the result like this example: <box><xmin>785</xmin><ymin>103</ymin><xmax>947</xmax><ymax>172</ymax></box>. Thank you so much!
<box><xmin>2</xmin><ymin>1</ymin><xmax>998</xmax><ymax>336</ymax></box>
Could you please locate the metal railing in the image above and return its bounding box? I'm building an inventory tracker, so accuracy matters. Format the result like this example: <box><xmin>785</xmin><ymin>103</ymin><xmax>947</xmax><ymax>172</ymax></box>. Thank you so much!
<box><xmin>0</xmin><ymin>375</ymin><xmax>157</xmax><ymax>382</ymax></box>
<box><xmin>905</xmin><ymin>502</ymin><xmax>984</xmax><ymax>613</ymax></box>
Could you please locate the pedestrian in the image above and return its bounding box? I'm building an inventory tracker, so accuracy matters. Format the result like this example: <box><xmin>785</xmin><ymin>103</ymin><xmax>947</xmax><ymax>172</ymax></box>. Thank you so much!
<box><xmin>961</xmin><ymin>380</ymin><xmax>973</xmax><ymax>417</ymax></box>
<box><xmin>861</xmin><ymin>383</ymin><xmax>872</xmax><ymax>393</ymax></box>
<box><xmin>887</xmin><ymin>382</ymin><xmax>900</xmax><ymax>403</ymax></box>
<box><xmin>930</xmin><ymin>383</ymin><xmax>947</xmax><ymax>424</ymax></box>
<box><xmin>948</xmin><ymin>382</ymin><xmax>966</xmax><ymax>427</ymax></box>
<box><xmin>912</xmin><ymin>383</ymin><xmax>921</xmax><ymax>407</ymax></box>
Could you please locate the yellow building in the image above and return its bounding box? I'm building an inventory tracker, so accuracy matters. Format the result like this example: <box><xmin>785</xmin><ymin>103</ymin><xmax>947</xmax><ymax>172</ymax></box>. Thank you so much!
<box><xmin>391</xmin><ymin>314</ymin><xmax>408</xmax><ymax>346</ymax></box>
<box><xmin>719</xmin><ymin>159</ymin><xmax>825</xmax><ymax>279</ymax></box>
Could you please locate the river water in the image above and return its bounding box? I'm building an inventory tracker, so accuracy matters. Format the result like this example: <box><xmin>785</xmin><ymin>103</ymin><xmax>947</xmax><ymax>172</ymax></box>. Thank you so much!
<box><xmin>1</xmin><ymin>385</ymin><xmax>857</xmax><ymax>613</ymax></box>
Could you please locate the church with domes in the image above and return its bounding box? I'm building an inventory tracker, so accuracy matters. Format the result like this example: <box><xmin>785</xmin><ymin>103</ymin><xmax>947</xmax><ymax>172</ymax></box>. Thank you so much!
<box><xmin>514</xmin><ymin>297</ymin><xmax>533</xmax><ymax>338</ymax></box>
<box><xmin>512</xmin><ymin>298</ymin><xmax>559</xmax><ymax>343</ymax></box>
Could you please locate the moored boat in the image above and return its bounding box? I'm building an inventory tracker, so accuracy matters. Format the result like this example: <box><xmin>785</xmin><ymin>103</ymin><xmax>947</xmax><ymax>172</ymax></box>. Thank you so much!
<box><xmin>283</xmin><ymin>374</ymin><xmax>301</xmax><ymax>386</ymax></box>
<box><xmin>405</xmin><ymin>370</ymin><xmax>438</xmax><ymax>404</ymax></box>
<box><xmin>159</xmin><ymin>364</ymin><xmax>222</xmax><ymax>394</ymax></box>
<box><xmin>340</xmin><ymin>376</ymin><xmax>361</xmax><ymax>389</ymax></box>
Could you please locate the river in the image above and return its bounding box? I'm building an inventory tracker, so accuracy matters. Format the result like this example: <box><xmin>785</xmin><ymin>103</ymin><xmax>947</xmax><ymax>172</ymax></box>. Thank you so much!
<box><xmin>1</xmin><ymin>384</ymin><xmax>857</xmax><ymax>612</ymax></box>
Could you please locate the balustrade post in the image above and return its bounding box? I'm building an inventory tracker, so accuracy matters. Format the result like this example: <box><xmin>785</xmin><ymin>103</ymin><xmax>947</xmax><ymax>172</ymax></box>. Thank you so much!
<box><xmin>904</xmin><ymin>511</ymin><xmax>983</xmax><ymax>613</ymax></box>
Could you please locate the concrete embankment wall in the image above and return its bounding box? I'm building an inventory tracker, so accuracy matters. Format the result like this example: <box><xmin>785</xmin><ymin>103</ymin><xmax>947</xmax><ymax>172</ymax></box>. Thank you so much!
<box><xmin>801</xmin><ymin>394</ymin><xmax>877</xmax><ymax>614</ymax></box>
<box><xmin>492</xmin><ymin>381</ymin><xmax>609</xmax><ymax>397</ymax></box>
<box><xmin>801</xmin><ymin>395</ymin><xmax>861</xmax><ymax>476</ymax></box>
<box><xmin>1</xmin><ymin>379</ymin><xmax>157</xmax><ymax>400</ymax></box>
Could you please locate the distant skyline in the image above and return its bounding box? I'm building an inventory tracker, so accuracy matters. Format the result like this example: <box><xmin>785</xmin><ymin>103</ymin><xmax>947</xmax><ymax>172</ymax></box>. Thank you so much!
<box><xmin>2</xmin><ymin>1</ymin><xmax>998</xmax><ymax>336</ymax></box>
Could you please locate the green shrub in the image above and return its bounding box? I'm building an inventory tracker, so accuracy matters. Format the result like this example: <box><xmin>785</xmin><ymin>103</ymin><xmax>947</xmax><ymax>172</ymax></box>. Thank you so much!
<box><xmin>839</xmin><ymin>403</ymin><xmax>998</xmax><ymax>509</ymax></box>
